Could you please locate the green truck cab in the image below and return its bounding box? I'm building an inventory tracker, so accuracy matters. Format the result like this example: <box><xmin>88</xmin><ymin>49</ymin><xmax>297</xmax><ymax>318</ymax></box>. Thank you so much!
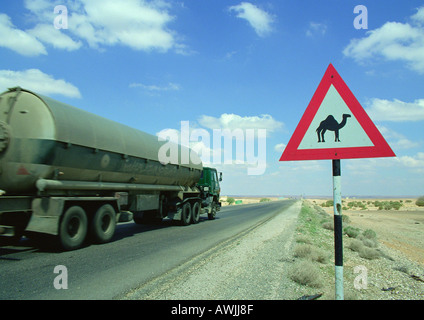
<box><xmin>197</xmin><ymin>167</ymin><xmax>222</xmax><ymax>220</ymax></box>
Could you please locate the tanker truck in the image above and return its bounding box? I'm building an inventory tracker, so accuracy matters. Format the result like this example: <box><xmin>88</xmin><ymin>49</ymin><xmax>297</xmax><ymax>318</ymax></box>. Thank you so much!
<box><xmin>0</xmin><ymin>87</ymin><xmax>221</xmax><ymax>250</ymax></box>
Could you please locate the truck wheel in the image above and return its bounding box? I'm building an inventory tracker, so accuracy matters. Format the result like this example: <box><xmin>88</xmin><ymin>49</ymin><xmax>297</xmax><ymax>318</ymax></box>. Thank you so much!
<box><xmin>59</xmin><ymin>206</ymin><xmax>88</xmax><ymax>251</ymax></box>
<box><xmin>208</xmin><ymin>206</ymin><xmax>216</xmax><ymax>220</ymax></box>
<box><xmin>180</xmin><ymin>202</ymin><xmax>192</xmax><ymax>226</ymax></box>
<box><xmin>90</xmin><ymin>204</ymin><xmax>116</xmax><ymax>244</ymax></box>
<box><xmin>191</xmin><ymin>202</ymin><xmax>200</xmax><ymax>224</ymax></box>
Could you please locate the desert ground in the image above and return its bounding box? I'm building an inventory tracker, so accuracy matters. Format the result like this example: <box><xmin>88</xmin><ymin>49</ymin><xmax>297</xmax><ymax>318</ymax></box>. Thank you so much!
<box><xmin>221</xmin><ymin>196</ymin><xmax>424</xmax><ymax>299</ymax></box>
<box><xmin>310</xmin><ymin>197</ymin><xmax>424</xmax><ymax>266</ymax></box>
<box><xmin>222</xmin><ymin>196</ymin><xmax>424</xmax><ymax>266</ymax></box>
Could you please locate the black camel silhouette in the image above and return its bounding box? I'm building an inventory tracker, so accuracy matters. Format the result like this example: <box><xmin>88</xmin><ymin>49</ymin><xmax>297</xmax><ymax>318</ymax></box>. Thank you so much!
<box><xmin>316</xmin><ymin>114</ymin><xmax>351</xmax><ymax>143</ymax></box>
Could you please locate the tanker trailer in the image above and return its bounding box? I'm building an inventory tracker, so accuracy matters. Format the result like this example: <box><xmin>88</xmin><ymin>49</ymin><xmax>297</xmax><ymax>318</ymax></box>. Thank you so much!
<box><xmin>0</xmin><ymin>87</ymin><xmax>221</xmax><ymax>250</ymax></box>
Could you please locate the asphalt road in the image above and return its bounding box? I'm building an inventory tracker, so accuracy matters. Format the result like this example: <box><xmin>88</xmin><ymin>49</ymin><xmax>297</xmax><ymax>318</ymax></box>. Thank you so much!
<box><xmin>0</xmin><ymin>199</ymin><xmax>297</xmax><ymax>300</ymax></box>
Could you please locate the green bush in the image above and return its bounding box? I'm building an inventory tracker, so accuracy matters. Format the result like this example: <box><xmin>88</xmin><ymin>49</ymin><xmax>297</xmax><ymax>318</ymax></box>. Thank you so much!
<box><xmin>347</xmin><ymin>201</ymin><xmax>367</xmax><ymax>210</ymax></box>
<box><xmin>344</xmin><ymin>226</ymin><xmax>361</xmax><ymax>238</ymax></box>
<box><xmin>260</xmin><ymin>198</ymin><xmax>271</xmax><ymax>202</ymax></box>
<box><xmin>320</xmin><ymin>200</ymin><xmax>333</xmax><ymax>207</ymax></box>
<box><xmin>374</xmin><ymin>200</ymin><xmax>403</xmax><ymax>210</ymax></box>
<box><xmin>226</xmin><ymin>197</ymin><xmax>235</xmax><ymax>205</ymax></box>
<box><xmin>416</xmin><ymin>196</ymin><xmax>424</xmax><ymax>207</ymax></box>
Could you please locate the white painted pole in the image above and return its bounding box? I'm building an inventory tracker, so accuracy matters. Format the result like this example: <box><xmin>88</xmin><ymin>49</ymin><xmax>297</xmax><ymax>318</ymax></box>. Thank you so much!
<box><xmin>333</xmin><ymin>159</ymin><xmax>344</xmax><ymax>300</ymax></box>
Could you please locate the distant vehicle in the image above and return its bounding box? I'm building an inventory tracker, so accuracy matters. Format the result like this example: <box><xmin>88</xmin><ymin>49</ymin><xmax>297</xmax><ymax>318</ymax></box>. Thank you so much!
<box><xmin>0</xmin><ymin>87</ymin><xmax>221</xmax><ymax>250</ymax></box>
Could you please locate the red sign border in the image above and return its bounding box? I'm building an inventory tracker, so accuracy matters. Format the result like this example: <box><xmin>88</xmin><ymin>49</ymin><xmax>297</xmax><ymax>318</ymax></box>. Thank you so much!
<box><xmin>280</xmin><ymin>64</ymin><xmax>395</xmax><ymax>161</ymax></box>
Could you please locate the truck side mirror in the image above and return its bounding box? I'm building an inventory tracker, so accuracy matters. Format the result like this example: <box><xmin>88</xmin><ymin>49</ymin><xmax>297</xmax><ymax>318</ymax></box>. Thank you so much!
<box><xmin>219</xmin><ymin>172</ymin><xmax>222</xmax><ymax>181</ymax></box>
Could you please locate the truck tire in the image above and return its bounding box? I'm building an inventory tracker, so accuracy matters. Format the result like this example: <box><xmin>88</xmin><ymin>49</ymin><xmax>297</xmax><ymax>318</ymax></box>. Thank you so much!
<box><xmin>180</xmin><ymin>202</ymin><xmax>192</xmax><ymax>226</ymax></box>
<box><xmin>90</xmin><ymin>204</ymin><xmax>116</xmax><ymax>244</ymax></box>
<box><xmin>191</xmin><ymin>202</ymin><xmax>200</xmax><ymax>224</ymax></box>
<box><xmin>59</xmin><ymin>206</ymin><xmax>88</xmax><ymax>251</ymax></box>
<box><xmin>208</xmin><ymin>206</ymin><xmax>216</xmax><ymax>220</ymax></box>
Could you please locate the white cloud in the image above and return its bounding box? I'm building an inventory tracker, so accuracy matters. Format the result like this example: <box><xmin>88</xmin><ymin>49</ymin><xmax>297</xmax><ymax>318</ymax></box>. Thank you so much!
<box><xmin>0</xmin><ymin>69</ymin><xmax>81</xmax><ymax>98</ymax></box>
<box><xmin>27</xmin><ymin>24</ymin><xmax>82</xmax><ymax>51</ymax></box>
<box><xmin>129</xmin><ymin>82</ymin><xmax>180</xmax><ymax>92</ymax></box>
<box><xmin>306</xmin><ymin>22</ymin><xmax>327</xmax><ymax>37</ymax></box>
<box><xmin>397</xmin><ymin>152</ymin><xmax>424</xmax><ymax>169</ymax></box>
<box><xmin>71</xmin><ymin>0</ymin><xmax>175</xmax><ymax>52</ymax></box>
<box><xmin>0</xmin><ymin>13</ymin><xmax>47</xmax><ymax>56</ymax></box>
<box><xmin>198</xmin><ymin>113</ymin><xmax>283</xmax><ymax>133</ymax></box>
<box><xmin>274</xmin><ymin>143</ymin><xmax>286</xmax><ymax>152</ymax></box>
<box><xmin>377</xmin><ymin>125</ymin><xmax>419</xmax><ymax>150</ymax></box>
<box><xmin>366</xmin><ymin>98</ymin><xmax>424</xmax><ymax>121</ymax></box>
<box><xmin>345</xmin><ymin>152</ymin><xmax>424</xmax><ymax>174</ymax></box>
<box><xmin>0</xmin><ymin>0</ymin><xmax>183</xmax><ymax>56</ymax></box>
<box><xmin>412</xmin><ymin>6</ymin><xmax>424</xmax><ymax>25</ymax></box>
<box><xmin>343</xmin><ymin>6</ymin><xmax>424</xmax><ymax>73</ymax></box>
<box><xmin>228</xmin><ymin>2</ymin><xmax>274</xmax><ymax>37</ymax></box>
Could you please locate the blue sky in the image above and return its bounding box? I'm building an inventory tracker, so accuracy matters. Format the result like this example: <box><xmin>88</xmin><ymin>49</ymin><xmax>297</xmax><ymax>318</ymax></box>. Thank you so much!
<box><xmin>1</xmin><ymin>0</ymin><xmax>424</xmax><ymax>196</ymax></box>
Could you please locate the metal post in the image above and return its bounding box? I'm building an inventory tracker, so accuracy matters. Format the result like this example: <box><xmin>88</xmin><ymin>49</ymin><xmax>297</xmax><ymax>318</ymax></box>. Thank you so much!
<box><xmin>332</xmin><ymin>159</ymin><xmax>344</xmax><ymax>300</ymax></box>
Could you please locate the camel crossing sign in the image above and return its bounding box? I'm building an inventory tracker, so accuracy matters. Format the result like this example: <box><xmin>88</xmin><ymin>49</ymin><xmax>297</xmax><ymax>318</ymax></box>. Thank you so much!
<box><xmin>280</xmin><ymin>63</ymin><xmax>395</xmax><ymax>161</ymax></box>
<box><xmin>279</xmin><ymin>63</ymin><xmax>395</xmax><ymax>300</ymax></box>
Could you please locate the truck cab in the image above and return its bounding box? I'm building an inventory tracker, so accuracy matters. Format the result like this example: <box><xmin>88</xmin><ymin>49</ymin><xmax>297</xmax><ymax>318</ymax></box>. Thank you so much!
<box><xmin>197</xmin><ymin>167</ymin><xmax>222</xmax><ymax>219</ymax></box>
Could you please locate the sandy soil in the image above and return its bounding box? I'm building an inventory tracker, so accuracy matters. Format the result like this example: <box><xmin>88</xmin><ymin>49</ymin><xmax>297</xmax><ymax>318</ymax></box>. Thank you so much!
<box><xmin>310</xmin><ymin>198</ymin><xmax>424</xmax><ymax>266</ymax></box>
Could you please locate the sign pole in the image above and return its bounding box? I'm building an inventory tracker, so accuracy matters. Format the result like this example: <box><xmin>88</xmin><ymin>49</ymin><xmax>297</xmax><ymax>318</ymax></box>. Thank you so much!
<box><xmin>332</xmin><ymin>159</ymin><xmax>344</xmax><ymax>300</ymax></box>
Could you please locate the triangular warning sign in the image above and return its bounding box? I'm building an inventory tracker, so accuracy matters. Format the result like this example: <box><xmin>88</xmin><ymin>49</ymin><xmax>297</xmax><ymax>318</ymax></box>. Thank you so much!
<box><xmin>280</xmin><ymin>64</ymin><xmax>395</xmax><ymax>161</ymax></box>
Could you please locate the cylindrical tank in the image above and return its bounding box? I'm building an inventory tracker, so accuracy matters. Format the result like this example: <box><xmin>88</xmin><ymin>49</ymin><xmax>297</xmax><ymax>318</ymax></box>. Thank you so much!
<box><xmin>0</xmin><ymin>87</ymin><xmax>202</xmax><ymax>195</ymax></box>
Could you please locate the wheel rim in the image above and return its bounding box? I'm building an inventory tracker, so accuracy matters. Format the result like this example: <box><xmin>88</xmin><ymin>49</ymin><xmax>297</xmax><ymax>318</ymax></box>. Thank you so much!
<box><xmin>101</xmin><ymin>214</ymin><xmax>111</xmax><ymax>232</ymax></box>
<box><xmin>67</xmin><ymin>217</ymin><xmax>81</xmax><ymax>238</ymax></box>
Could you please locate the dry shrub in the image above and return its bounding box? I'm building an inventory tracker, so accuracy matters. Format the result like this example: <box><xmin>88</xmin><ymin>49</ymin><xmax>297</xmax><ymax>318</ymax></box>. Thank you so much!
<box><xmin>359</xmin><ymin>247</ymin><xmax>380</xmax><ymax>260</ymax></box>
<box><xmin>289</xmin><ymin>260</ymin><xmax>323</xmax><ymax>288</ymax></box>
<box><xmin>348</xmin><ymin>239</ymin><xmax>364</xmax><ymax>252</ymax></box>
<box><xmin>293</xmin><ymin>244</ymin><xmax>329</xmax><ymax>264</ymax></box>
<box><xmin>294</xmin><ymin>244</ymin><xmax>314</xmax><ymax>259</ymax></box>
<box><xmin>321</xmin><ymin>221</ymin><xmax>334</xmax><ymax>231</ymax></box>
<box><xmin>362</xmin><ymin>229</ymin><xmax>377</xmax><ymax>240</ymax></box>
<box><xmin>296</xmin><ymin>235</ymin><xmax>312</xmax><ymax>245</ymax></box>
<box><xmin>361</xmin><ymin>238</ymin><xmax>378</xmax><ymax>248</ymax></box>
<box><xmin>348</xmin><ymin>239</ymin><xmax>380</xmax><ymax>259</ymax></box>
